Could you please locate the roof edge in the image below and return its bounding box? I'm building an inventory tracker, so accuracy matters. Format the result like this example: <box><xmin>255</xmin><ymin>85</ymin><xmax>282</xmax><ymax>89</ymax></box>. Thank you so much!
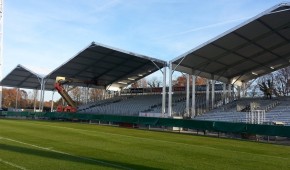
<box><xmin>46</xmin><ymin>41</ymin><xmax>167</xmax><ymax>79</ymax></box>
<box><xmin>45</xmin><ymin>42</ymin><xmax>94</xmax><ymax>79</ymax></box>
<box><xmin>90</xmin><ymin>41</ymin><xmax>167</xmax><ymax>65</ymax></box>
<box><xmin>170</xmin><ymin>2</ymin><xmax>290</xmax><ymax>63</ymax></box>
<box><xmin>1</xmin><ymin>64</ymin><xmax>44</xmax><ymax>83</ymax></box>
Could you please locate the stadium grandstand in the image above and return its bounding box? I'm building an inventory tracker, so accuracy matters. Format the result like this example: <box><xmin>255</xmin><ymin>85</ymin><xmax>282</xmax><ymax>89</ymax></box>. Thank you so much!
<box><xmin>1</xmin><ymin>2</ymin><xmax>290</xmax><ymax>129</ymax></box>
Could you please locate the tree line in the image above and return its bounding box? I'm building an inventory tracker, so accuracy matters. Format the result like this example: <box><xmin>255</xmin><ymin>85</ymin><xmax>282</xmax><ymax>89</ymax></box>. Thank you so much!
<box><xmin>2</xmin><ymin>66</ymin><xmax>290</xmax><ymax>109</ymax></box>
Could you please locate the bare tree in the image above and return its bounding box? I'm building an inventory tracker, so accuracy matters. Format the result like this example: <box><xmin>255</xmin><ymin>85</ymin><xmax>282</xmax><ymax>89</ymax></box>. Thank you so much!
<box><xmin>274</xmin><ymin>66</ymin><xmax>290</xmax><ymax>96</ymax></box>
<box><xmin>89</xmin><ymin>88</ymin><xmax>104</xmax><ymax>102</ymax></box>
<box><xmin>258</xmin><ymin>79</ymin><xmax>275</xmax><ymax>99</ymax></box>
<box><xmin>248</xmin><ymin>82</ymin><xmax>259</xmax><ymax>97</ymax></box>
<box><xmin>131</xmin><ymin>78</ymin><xmax>147</xmax><ymax>88</ymax></box>
<box><xmin>173</xmin><ymin>75</ymin><xmax>206</xmax><ymax>87</ymax></box>
<box><xmin>69</xmin><ymin>86</ymin><xmax>82</xmax><ymax>103</ymax></box>
<box><xmin>147</xmin><ymin>77</ymin><xmax>161</xmax><ymax>88</ymax></box>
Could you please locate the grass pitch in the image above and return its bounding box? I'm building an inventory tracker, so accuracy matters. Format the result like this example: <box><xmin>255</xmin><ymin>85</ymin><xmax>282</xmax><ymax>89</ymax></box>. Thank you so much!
<box><xmin>0</xmin><ymin>119</ymin><xmax>290</xmax><ymax>170</ymax></box>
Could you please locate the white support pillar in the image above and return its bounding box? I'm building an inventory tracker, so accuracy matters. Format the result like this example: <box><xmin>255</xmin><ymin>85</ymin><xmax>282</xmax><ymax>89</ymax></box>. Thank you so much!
<box><xmin>0</xmin><ymin>0</ymin><xmax>4</xmax><ymax>109</ymax></box>
<box><xmin>168</xmin><ymin>62</ymin><xmax>173</xmax><ymax>117</ymax></box>
<box><xmin>191</xmin><ymin>75</ymin><xmax>196</xmax><ymax>118</ymax></box>
<box><xmin>15</xmin><ymin>88</ymin><xmax>19</xmax><ymax>110</ymax></box>
<box><xmin>263</xmin><ymin>112</ymin><xmax>266</xmax><ymax>123</ymax></box>
<box><xmin>206</xmin><ymin>79</ymin><xmax>210</xmax><ymax>111</ymax></box>
<box><xmin>242</xmin><ymin>82</ymin><xmax>246</xmax><ymax>97</ymax></box>
<box><xmin>40</xmin><ymin>79</ymin><xmax>46</xmax><ymax>111</ymax></box>
<box><xmin>211</xmin><ymin>80</ymin><xmax>215</xmax><ymax>109</ymax></box>
<box><xmin>39</xmin><ymin>79</ymin><xmax>44</xmax><ymax>111</ymax></box>
<box><xmin>228</xmin><ymin>84</ymin><xmax>232</xmax><ymax>102</ymax></box>
<box><xmin>250</xmin><ymin>112</ymin><xmax>252</xmax><ymax>123</ymax></box>
<box><xmin>222</xmin><ymin>83</ymin><xmax>226</xmax><ymax>105</ymax></box>
<box><xmin>50</xmin><ymin>91</ymin><xmax>55</xmax><ymax>112</ymax></box>
<box><xmin>237</xmin><ymin>85</ymin><xmax>241</xmax><ymax>99</ymax></box>
<box><xmin>186</xmin><ymin>74</ymin><xmax>190</xmax><ymax>117</ymax></box>
<box><xmin>33</xmin><ymin>89</ymin><xmax>38</xmax><ymax>112</ymax></box>
<box><xmin>162</xmin><ymin>67</ymin><xmax>166</xmax><ymax>116</ymax></box>
<box><xmin>102</xmin><ymin>90</ymin><xmax>105</xmax><ymax>100</ymax></box>
<box><xmin>85</xmin><ymin>86</ymin><xmax>88</xmax><ymax>104</ymax></box>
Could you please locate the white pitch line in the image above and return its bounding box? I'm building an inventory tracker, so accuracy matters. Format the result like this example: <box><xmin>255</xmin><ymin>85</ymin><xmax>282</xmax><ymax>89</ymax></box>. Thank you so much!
<box><xmin>0</xmin><ymin>158</ymin><xmax>27</xmax><ymax>170</ymax></box>
<box><xmin>0</xmin><ymin>137</ymin><xmax>132</xmax><ymax>170</ymax></box>
<box><xmin>25</xmin><ymin>122</ymin><xmax>290</xmax><ymax>161</ymax></box>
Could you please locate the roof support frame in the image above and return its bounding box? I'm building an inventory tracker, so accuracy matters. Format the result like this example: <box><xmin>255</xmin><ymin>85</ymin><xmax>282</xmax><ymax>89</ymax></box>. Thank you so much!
<box><xmin>91</xmin><ymin>56</ymin><xmax>136</xmax><ymax>82</ymax></box>
<box><xmin>173</xmin><ymin>34</ymin><xmax>262</xmax><ymax>75</ymax></box>
<box><xmin>88</xmin><ymin>47</ymin><xmax>147</xmax><ymax>64</ymax></box>
<box><xmin>211</xmin><ymin>43</ymin><xmax>271</xmax><ymax>71</ymax></box>
<box><xmin>215</xmin><ymin>69</ymin><xmax>229</xmax><ymax>83</ymax></box>
<box><xmin>186</xmin><ymin>21</ymin><xmax>290</xmax><ymax>73</ymax></box>
<box><xmin>150</xmin><ymin>59</ymin><xmax>164</xmax><ymax>74</ymax></box>
<box><xmin>257</xmin><ymin>19</ymin><xmax>290</xmax><ymax>42</ymax></box>
<box><xmin>230</xmin><ymin>50</ymin><xmax>290</xmax><ymax>79</ymax></box>
<box><xmin>172</xmin><ymin>14</ymin><xmax>290</xmax><ymax>83</ymax></box>
<box><xmin>185</xmin><ymin>52</ymin><xmax>229</xmax><ymax>72</ymax></box>
<box><xmin>45</xmin><ymin>42</ymin><xmax>166</xmax><ymax>90</ymax></box>
<box><xmin>232</xmin><ymin>31</ymin><xmax>289</xmax><ymax>63</ymax></box>
<box><xmin>70</xmin><ymin>50</ymin><xmax>116</xmax><ymax>78</ymax></box>
<box><xmin>68</xmin><ymin>60</ymin><xmax>129</xmax><ymax>75</ymax></box>
<box><xmin>213</xmin><ymin>40</ymin><xmax>289</xmax><ymax>75</ymax></box>
<box><xmin>231</xmin><ymin>74</ymin><xmax>245</xmax><ymax>85</ymax></box>
<box><xmin>107</xmin><ymin>61</ymin><xmax>153</xmax><ymax>86</ymax></box>
<box><xmin>243</xmin><ymin>61</ymin><xmax>290</xmax><ymax>82</ymax></box>
<box><xmin>15</xmin><ymin>73</ymin><xmax>42</xmax><ymax>89</ymax></box>
<box><xmin>173</xmin><ymin>56</ymin><xmax>187</xmax><ymax>74</ymax></box>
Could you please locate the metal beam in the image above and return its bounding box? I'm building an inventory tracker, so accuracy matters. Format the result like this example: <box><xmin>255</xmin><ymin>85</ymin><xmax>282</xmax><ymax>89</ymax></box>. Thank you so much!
<box><xmin>186</xmin><ymin>74</ymin><xmax>190</xmax><ymax>117</ymax></box>
<box><xmin>191</xmin><ymin>75</ymin><xmax>196</xmax><ymax>118</ymax></box>
<box><xmin>162</xmin><ymin>66</ymin><xmax>166</xmax><ymax>116</ymax></box>
<box><xmin>206</xmin><ymin>79</ymin><xmax>210</xmax><ymax>111</ymax></box>
<box><xmin>168</xmin><ymin>62</ymin><xmax>173</xmax><ymax>117</ymax></box>
<box><xmin>211</xmin><ymin>80</ymin><xmax>215</xmax><ymax>109</ymax></box>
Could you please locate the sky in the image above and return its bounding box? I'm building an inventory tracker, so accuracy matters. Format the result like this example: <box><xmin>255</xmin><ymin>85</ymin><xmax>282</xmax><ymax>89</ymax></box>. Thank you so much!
<box><xmin>1</xmin><ymin>0</ymin><xmax>286</xmax><ymax>100</ymax></box>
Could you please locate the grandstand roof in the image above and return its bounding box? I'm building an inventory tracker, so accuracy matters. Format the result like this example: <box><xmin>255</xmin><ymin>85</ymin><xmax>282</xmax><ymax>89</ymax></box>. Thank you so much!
<box><xmin>45</xmin><ymin>42</ymin><xmax>166</xmax><ymax>90</ymax></box>
<box><xmin>171</xmin><ymin>3</ymin><xmax>290</xmax><ymax>86</ymax></box>
<box><xmin>0</xmin><ymin>64</ymin><xmax>54</xmax><ymax>90</ymax></box>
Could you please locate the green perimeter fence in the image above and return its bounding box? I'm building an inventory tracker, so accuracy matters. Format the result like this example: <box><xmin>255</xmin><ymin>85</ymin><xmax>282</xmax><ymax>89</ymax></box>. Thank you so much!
<box><xmin>1</xmin><ymin>111</ymin><xmax>290</xmax><ymax>138</ymax></box>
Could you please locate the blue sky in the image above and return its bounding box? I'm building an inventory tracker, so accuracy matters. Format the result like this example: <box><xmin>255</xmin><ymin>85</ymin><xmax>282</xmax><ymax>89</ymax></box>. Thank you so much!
<box><xmin>3</xmin><ymin>0</ymin><xmax>285</xmax><ymax>77</ymax></box>
<box><xmin>2</xmin><ymin>0</ymin><xmax>286</xmax><ymax>102</ymax></box>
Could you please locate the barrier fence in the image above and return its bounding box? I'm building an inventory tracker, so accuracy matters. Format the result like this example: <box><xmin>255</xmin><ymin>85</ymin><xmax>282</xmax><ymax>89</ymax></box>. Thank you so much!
<box><xmin>1</xmin><ymin>111</ymin><xmax>290</xmax><ymax>137</ymax></box>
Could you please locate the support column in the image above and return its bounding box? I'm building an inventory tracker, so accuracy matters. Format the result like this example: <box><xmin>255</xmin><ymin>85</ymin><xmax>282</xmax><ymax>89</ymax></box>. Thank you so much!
<box><xmin>15</xmin><ymin>88</ymin><xmax>19</xmax><ymax>110</ymax></box>
<box><xmin>222</xmin><ymin>83</ymin><xmax>226</xmax><ymax>105</ymax></box>
<box><xmin>168</xmin><ymin>62</ymin><xmax>173</xmax><ymax>117</ymax></box>
<box><xmin>50</xmin><ymin>91</ymin><xmax>55</xmax><ymax>112</ymax></box>
<box><xmin>0</xmin><ymin>1</ymin><xmax>4</xmax><ymax>109</ymax></box>
<box><xmin>85</xmin><ymin>86</ymin><xmax>88</xmax><ymax>104</ymax></box>
<box><xmin>242</xmin><ymin>82</ymin><xmax>246</xmax><ymax>97</ymax></box>
<box><xmin>36</xmin><ymin>78</ymin><xmax>46</xmax><ymax>112</ymax></box>
<box><xmin>206</xmin><ymin>79</ymin><xmax>210</xmax><ymax>111</ymax></box>
<box><xmin>38</xmin><ymin>85</ymin><xmax>42</xmax><ymax>111</ymax></box>
<box><xmin>40</xmin><ymin>79</ymin><xmax>46</xmax><ymax>111</ymax></box>
<box><xmin>162</xmin><ymin>67</ymin><xmax>166</xmax><ymax>116</ymax></box>
<box><xmin>237</xmin><ymin>86</ymin><xmax>241</xmax><ymax>99</ymax></box>
<box><xmin>191</xmin><ymin>75</ymin><xmax>196</xmax><ymax>118</ymax></box>
<box><xmin>228</xmin><ymin>84</ymin><xmax>232</xmax><ymax>102</ymax></box>
<box><xmin>102</xmin><ymin>90</ymin><xmax>105</xmax><ymax>100</ymax></box>
<box><xmin>211</xmin><ymin>80</ymin><xmax>215</xmax><ymax>109</ymax></box>
<box><xmin>186</xmin><ymin>74</ymin><xmax>190</xmax><ymax>117</ymax></box>
<box><xmin>34</xmin><ymin>89</ymin><xmax>38</xmax><ymax>112</ymax></box>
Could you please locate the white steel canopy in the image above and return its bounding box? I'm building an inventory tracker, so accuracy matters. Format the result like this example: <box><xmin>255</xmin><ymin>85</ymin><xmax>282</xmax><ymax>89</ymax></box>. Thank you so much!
<box><xmin>171</xmin><ymin>3</ymin><xmax>290</xmax><ymax>85</ymax></box>
<box><xmin>0</xmin><ymin>64</ymin><xmax>51</xmax><ymax>89</ymax></box>
<box><xmin>46</xmin><ymin>42</ymin><xmax>166</xmax><ymax>90</ymax></box>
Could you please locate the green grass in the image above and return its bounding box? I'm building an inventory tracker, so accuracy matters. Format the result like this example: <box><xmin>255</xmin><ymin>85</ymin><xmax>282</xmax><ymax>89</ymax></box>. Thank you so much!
<box><xmin>0</xmin><ymin>119</ymin><xmax>290</xmax><ymax>170</ymax></box>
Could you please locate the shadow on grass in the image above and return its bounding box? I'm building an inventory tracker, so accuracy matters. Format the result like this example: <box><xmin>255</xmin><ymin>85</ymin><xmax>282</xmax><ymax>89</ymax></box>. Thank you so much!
<box><xmin>0</xmin><ymin>143</ymin><xmax>163</xmax><ymax>170</ymax></box>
